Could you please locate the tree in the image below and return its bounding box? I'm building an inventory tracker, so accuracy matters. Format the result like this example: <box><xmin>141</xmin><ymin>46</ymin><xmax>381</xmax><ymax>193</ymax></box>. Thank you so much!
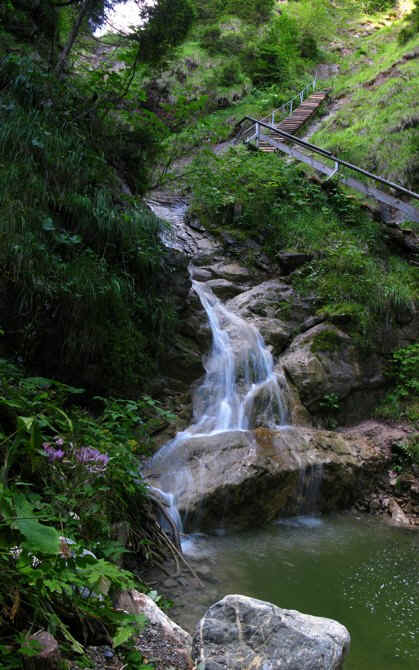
<box><xmin>53</xmin><ymin>0</ymin><xmax>117</xmax><ymax>75</ymax></box>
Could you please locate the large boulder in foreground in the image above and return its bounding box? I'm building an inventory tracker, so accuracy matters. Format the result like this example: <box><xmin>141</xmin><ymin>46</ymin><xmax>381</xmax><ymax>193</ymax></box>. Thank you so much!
<box><xmin>147</xmin><ymin>426</ymin><xmax>384</xmax><ymax>530</ymax></box>
<box><xmin>192</xmin><ymin>595</ymin><xmax>350</xmax><ymax>669</ymax></box>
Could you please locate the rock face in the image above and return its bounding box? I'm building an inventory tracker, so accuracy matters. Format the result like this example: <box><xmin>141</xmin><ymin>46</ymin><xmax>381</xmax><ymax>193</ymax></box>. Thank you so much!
<box><xmin>115</xmin><ymin>590</ymin><xmax>193</xmax><ymax>669</ymax></box>
<box><xmin>280</xmin><ymin>323</ymin><xmax>384</xmax><ymax>413</ymax></box>
<box><xmin>148</xmin><ymin>426</ymin><xmax>384</xmax><ymax>530</ymax></box>
<box><xmin>192</xmin><ymin>595</ymin><xmax>350</xmax><ymax>670</ymax></box>
<box><xmin>226</xmin><ymin>279</ymin><xmax>314</xmax><ymax>355</ymax></box>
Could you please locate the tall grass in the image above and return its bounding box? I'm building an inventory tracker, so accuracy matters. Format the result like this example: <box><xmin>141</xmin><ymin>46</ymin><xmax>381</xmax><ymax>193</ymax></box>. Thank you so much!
<box><xmin>0</xmin><ymin>54</ymin><xmax>176</xmax><ymax>393</ymax></box>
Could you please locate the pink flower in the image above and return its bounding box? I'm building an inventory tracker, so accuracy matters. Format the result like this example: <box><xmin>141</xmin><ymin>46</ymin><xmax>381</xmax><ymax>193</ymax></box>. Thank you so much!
<box><xmin>75</xmin><ymin>447</ymin><xmax>109</xmax><ymax>472</ymax></box>
<box><xmin>43</xmin><ymin>444</ymin><xmax>64</xmax><ymax>462</ymax></box>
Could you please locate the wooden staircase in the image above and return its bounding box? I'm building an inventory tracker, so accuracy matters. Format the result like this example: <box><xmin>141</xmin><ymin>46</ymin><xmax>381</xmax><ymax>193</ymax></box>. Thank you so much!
<box><xmin>259</xmin><ymin>91</ymin><xmax>328</xmax><ymax>153</ymax></box>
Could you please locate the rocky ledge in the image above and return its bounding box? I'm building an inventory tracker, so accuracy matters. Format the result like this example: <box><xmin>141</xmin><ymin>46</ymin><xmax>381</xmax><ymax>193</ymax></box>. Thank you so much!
<box><xmin>148</xmin><ymin>425</ymin><xmax>385</xmax><ymax>531</ymax></box>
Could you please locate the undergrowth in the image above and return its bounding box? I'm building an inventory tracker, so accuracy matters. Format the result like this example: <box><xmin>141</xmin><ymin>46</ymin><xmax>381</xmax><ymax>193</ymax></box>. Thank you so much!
<box><xmin>0</xmin><ymin>358</ymin><xmax>176</xmax><ymax>668</ymax></box>
<box><xmin>311</xmin><ymin>11</ymin><xmax>419</xmax><ymax>188</ymax></box>
<box><xmin>0</xmin><ymin>52</ymin><xmax>177</xmax><ymax>394</ymax></box>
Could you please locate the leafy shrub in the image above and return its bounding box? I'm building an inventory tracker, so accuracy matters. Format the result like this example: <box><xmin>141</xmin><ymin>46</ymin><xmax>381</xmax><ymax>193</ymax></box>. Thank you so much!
<box><xmin>217</xmin><ymin>31</ymin><xmax>245</xmax><ymax>54</ymax></box>
<box><xmin>243</xmin><ymin>14</ymin><xmax>300</xmax><ymax>86</ymax></box>
<box><xmin>219</xmin><ymin>60</ymin><xmax>243</xmax><ymax>86</ymax></box>
<box><xmin>0</xmin><ymin>359</ymin><xmax>173</xmax><ymax>667</ymax></box>
<box><xmin>299</xmin><ymin>32</ymin><xmax>318</xmax><ymax>59</ymax></box>
<box><xmin>223</xmin><ymin>0</ymin><xmax>275</xmax><ymax>24</ymax></box>
<box><xmin>194</xmin><ymin>0</ymin><xmax>274</xmax><ymax>24</ymax></box>
<box><xmin>363</xmin><ymin>0</ymin><xmax>395</xmax><ymax>13</ymax></box>
<box><xmin>200</xmin><ymin>24</ymin><xmax>222</xmax><ymax>53</ymax></box>
<box><xmin>377</xmin><ymin>344</ymin><xmax>419</xmax><ymax>422</ymax></box>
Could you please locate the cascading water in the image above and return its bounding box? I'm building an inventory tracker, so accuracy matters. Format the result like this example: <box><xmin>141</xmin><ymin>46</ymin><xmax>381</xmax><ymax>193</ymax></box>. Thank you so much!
<box><xmin>150</xmin><ymin>266</ymin><xmax>289</xmax><ymax>520</ymax></box>
<box><xmin>181</xmin><ymin>271</ymin><xmax>288</xmax><ymax>435</ymax></box>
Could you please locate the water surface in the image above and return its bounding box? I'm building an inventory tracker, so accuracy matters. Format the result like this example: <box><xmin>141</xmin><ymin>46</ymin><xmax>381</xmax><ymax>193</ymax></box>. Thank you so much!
<box><xmin>177</xmin><ymin>515</ymin><xmax>418</xmax><ymax>669</ymax></box>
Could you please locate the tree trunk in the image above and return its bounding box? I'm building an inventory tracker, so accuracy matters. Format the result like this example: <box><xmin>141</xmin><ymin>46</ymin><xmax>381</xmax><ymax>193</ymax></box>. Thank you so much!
<box><xmin>54</xmin><ymin>0</ymin><xmax>92</xmax><ymax>76</ymax></box>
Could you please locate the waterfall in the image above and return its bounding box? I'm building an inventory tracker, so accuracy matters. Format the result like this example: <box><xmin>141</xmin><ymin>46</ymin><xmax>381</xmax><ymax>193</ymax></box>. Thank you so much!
<box><xmin>187</xmin><ymin>272</ymin><xmax>288</xmax><ymax>435</ymax></box>
<box><xmin>146</xmin><ymin>197</ymin><xmax>290</xmax><ymax>531</ymax></box>
<box><xmin>151</xmin><ymin>267</ymin><xmax>288</xmax><ymax>473</ymax></box>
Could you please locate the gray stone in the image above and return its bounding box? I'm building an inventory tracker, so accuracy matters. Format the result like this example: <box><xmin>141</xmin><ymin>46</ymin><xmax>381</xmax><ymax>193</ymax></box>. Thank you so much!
<box><xmin>388</xmin><ymin>499</ymin><xmax>412</xmax><ymax>527</ymax></box>
<box><xmin>280</xmin><ymin>323</ymin><xmax>385</xmax><ymax>412</ymax></box>
<box><xmin>226</xmin><ymin>280</ymin><xmax>314</xmax><ymax>355</ymax></box>
<box><xmin>115</xmin><ymin>590</ymin><xmax>193</xmax><ymax>668</ymax></box>
<box><xmin>147</xmin><ymin>426</ymin><xmax>382</xmax><ymax>530</ymax></box>
<box><xmin>192</xmin><ymin>595</ymin><xmax>350</xmax><ymax>669</ymax></box>
<box><xmin>206</xmin><ymin>278</ymin><xmax>243</xmax><ymax>299</ymax></box>
<box><xmin>24</xmin><ymin>631</ymin><xmax>61</xmax><ymax>669</ymax></box>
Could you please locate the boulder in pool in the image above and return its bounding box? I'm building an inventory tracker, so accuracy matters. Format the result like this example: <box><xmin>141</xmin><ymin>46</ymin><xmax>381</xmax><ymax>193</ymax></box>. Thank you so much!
<box><xmin>193</xmin><ymin>594</ymin><xmax>350</xmax><ymax>669</ymax></box>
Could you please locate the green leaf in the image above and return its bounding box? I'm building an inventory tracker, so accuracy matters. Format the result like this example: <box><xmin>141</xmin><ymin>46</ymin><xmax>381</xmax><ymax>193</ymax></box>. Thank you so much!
<box><xmin>12</xmin><ymin>493</ymin><xmax>60</xmax><ymax>554</ymax></box>
<box><xmin>18</xmin><ymin>519</ymin><xmax>60</xmax><ymax>554</ymax></box>
<box><xmin>17</xmin><ymin>416</ymin><xmax>35</xmax><ymax>433</ymax></box>
<box><xmin>55</xmin><ymin>407</ymin><xmax>73</xmax><ymax>434</ymax></box>
<box><xmin>113</xmin><ymin>624</ymin><xmax>136</xmax><ymax>648</ymax></box>
<box><xmin>30</xmin><ymin>419</ymin><xmax>42</xmax><ymax>452</ymax></box>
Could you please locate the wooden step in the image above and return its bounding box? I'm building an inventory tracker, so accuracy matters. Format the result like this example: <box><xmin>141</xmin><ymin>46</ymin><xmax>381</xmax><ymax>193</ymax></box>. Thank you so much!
<box><xmin>256</xmin><ymin>90</ymin><xmax>328</xmax><ymax>152</ymax></box>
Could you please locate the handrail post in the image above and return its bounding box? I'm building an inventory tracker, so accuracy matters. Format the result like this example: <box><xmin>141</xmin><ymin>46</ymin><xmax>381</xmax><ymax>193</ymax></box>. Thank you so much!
<box><xmin>290</xmin><ymin>99</ymin><xmax>293</xmax><ymax>114</ymax></box>
<box><xmin>272</xmin><ymin>111</ymin><xmax>275</xmax><ymax>125</ymax></box>
<box><xmin>256</xmin><ymin>122</ymin><xmax>260</xmax><ymax>148</ymax></box>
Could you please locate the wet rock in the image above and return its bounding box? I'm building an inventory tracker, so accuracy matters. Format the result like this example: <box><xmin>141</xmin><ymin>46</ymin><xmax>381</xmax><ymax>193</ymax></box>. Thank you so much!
<box><xmin>210</xmin><ymin>262</ymin><xmax>251</xmax><ymax>283</ymax></box>
<box><xmin>192</xmin><ymin>594</ymin><xmax>350</xmax><ymax>670</ymax></box>
<box><xmin>115</xmin><ymin>590</ymin><xmax>193</xmax><ymax>669</ymax></box>
<box><xmin>24</xmin><ymin>631</ymin><xmax>61</xmax><ymax>669</ymax></box>
<box><xmin>148</xmin><ymin>426</ymin><xmax>383</xmax><ymax>530</ymax></box>
<box><xmin>192</xmin><ymin>268</ymin><xmax>213</xmax><ymax>281</ymax></box>
<box><xmin>206</xmin><ymin>278</ymin><xmax>242</xmax><ymax>299</ymax></box>
<box><xmin>388</xmin><ymin>499</ymin><xmax>412</xmax><ymax>527</ymax></box>
<box><xmin>227</xmin><ymin>280</ymin><xmax>314</xmax><ymax>355</ymax></box>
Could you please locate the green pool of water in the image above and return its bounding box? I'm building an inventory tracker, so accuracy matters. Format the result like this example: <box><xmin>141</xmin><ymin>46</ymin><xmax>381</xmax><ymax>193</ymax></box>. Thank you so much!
<box><xmin>178</xmin><ymin>515</ymin><xmax>418</xmax><ymax>669</ymax></box>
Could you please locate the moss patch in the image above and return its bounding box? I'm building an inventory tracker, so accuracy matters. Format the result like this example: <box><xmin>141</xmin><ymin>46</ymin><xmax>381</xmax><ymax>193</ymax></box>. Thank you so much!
<box><xmin>311</xmin><ymin>329</ymin><xmax>344</xmax><ymax>354</ymax></box>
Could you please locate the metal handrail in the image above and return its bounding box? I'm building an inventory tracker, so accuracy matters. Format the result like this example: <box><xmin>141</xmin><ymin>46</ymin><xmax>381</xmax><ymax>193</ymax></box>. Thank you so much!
<box><xmin>236</xmin><ymin>77</ymin><xmax>318</xmax><ymax>144</ymax></box>
<box><xmin>261</xmin><ymin>76</ymin><xmax>318</xmax><ymax>126</ymax></box>
<box><xmin>237</xmin><ymin>116</ymin><xmax>419</xmax><ymax>201</ymax></box>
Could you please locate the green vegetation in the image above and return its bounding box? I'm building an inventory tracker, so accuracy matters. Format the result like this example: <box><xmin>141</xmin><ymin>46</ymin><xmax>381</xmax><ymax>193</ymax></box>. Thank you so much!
<box><xmin>311</xmin><ymin>330</ymin><xmax>344</xmax><ymax>354</ymax></box>
<box><xmin>0</xmin><ymin>357</ymin><xmax>175</xmax><ymax>667</ymax></box>
<box><xmin>377</xmin><ymin>343</ymin><xmax>419</xmax><ymax>422</ymax></box>
<box><xmin>187</xmin><ymin>147</ymin><xmax>417</xmax><ymax>342</ymax></box>
<box><xmin>0</xmin><ymin>0</ymin><xmax>418</xmax><ymax>664</ymax></box>
<box><xmin>311</xmin><ymin>8</ymin><xmax>419</xmax><ymax>188</ymax></box>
